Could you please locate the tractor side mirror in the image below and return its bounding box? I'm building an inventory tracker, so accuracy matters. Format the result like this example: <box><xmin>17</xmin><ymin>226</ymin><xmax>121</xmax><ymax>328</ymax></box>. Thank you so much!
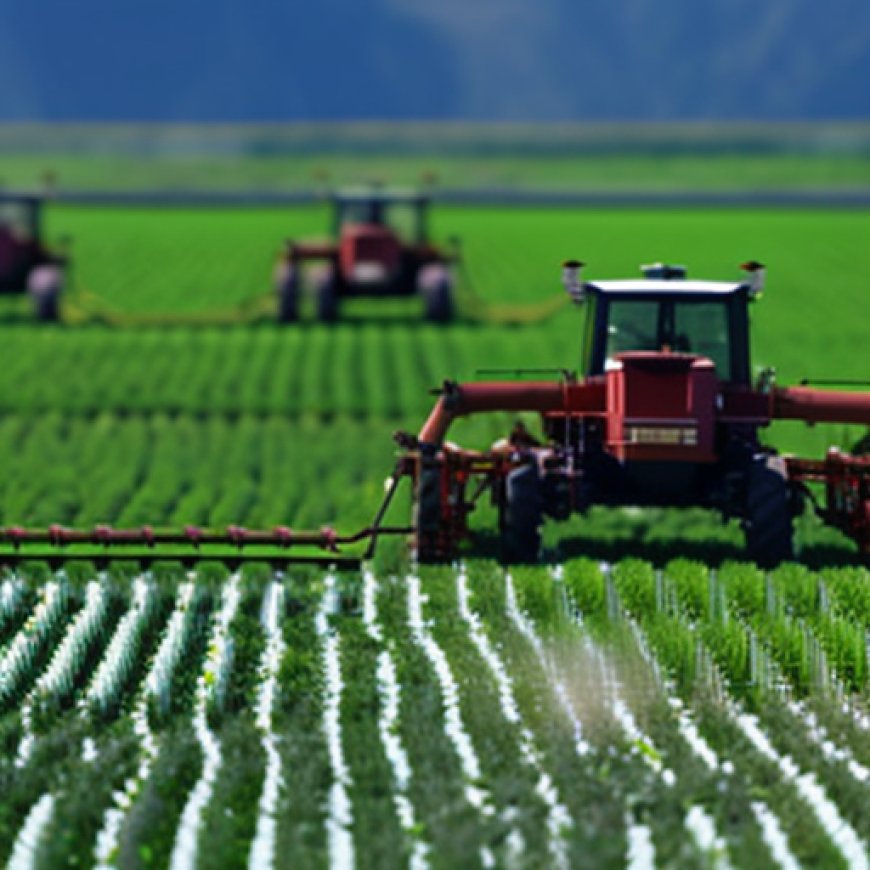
<box><xmin>561</xmin><ymin>260</ymin><xmax>585</xmax><ymax>303</ymax></box>
<box><xmin>420</xmin><ymin>170</ymin><xmax>439</xmax><ymax>190</ymax></box>
<box><xmin>755</xmin><ymin>366</ymin><xmax>776</xmax><ymax>393</ymax></box>
<box><xmin>740</xmin><ymin>260</ymin><xmax>765</xmax><ymax>299</ymax></box>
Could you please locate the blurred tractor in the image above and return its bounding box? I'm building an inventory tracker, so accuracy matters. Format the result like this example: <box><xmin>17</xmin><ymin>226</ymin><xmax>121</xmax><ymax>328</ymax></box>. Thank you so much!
<box><xmin>274</xmin><ymin>188</ymin><xmax>458</xmax><ymax>323</ymax></box>
<box><xmin>0</xmin><ymin>194</ymin><xmax>67</xmax><ymax>322</ymax></box>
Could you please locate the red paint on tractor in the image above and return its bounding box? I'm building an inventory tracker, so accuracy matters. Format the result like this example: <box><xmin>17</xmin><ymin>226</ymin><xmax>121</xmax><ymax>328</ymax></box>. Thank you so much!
<box><xmin>605</xmin><ymin>353</ymin><xmax>718</xmax><ymax>462</ymax></box>
<box><xmin>772</xmin><ymin>386</ymin><xmax>870</xmax><ymax>426</ymax></box>
<box><xmin>276</xmin><ymin>189</ymin><xmax>457</xmax><ymax>322</ymax></box>
<box><xmin>339</xmin><ymin>224</ymin><xmax>401</xmax><ymax>279</ymax></box>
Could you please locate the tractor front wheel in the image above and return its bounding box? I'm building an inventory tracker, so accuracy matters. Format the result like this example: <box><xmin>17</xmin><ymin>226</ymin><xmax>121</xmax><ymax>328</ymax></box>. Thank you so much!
<box><xmin>502</xmin><ymin>463</ymin><xmax>543</xmax><ymax>563</ymax></box>
<box><xmin>423</xmin><ymin>279</ymin><xmax>454</xmax><ymax>323</ymax></box>
<box><xmin>276</xmin><ymin>269</ymin><xmax>299</xmax><ymax>323</ymax></box>
<box><xmin>32</xmin><ymin>289</ymin><xmax>60</xmax><ymax>323</ymax></box>
<box><xmin>744</xmin><ymin>454</ymin><xmax>794</xmax><ymax>567</ymax></box>
<box><xmin>315</xmin><ymin>274</ymin><xmax>339</xmax><ymax>322</ymax></box>
<box><xmin>418</xmin><ymin>265</ymin><xmax>454</xmax><ymax>323</ymax></box>
<box><xmin>28</xmin><ymin>265</ymin><xmax>62</xmax><ymax>323</ymax></box>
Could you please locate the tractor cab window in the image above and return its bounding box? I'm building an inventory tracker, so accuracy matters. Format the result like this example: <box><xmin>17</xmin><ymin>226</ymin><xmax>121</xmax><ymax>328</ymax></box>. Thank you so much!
<box><xmin>334</xmin><ymin>197</ymin><xmax>426</xmax><ymax>243</ymax></box>
<box><xmin>606</xmin><ymin>300</ymin><xmax>659</xmax><ymax>356</ymax></box>
<box><xmin>0</xmin><ymin>202</ymin><xmax>36</xmax><ymax>240</ymax></box>
<box><xmin>604</xmin><ymin>297</ymin><xmax>731</xmax><ymax>376</ymax></box>
<box><xmin>672</xmin><ymin>301</ymin><xmax>729</xmax><ymax>372</ymax></box>
<box><xmin>338</xmin><ymin>199</ymin><xmax>387</xmax><ymax>227</ymax></box>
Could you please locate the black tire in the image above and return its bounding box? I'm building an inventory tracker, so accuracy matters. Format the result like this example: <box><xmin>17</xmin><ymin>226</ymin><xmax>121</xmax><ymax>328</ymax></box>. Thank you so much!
<box><xmin>414</xmin><ymin>465</ymin><xmax>446</xmax><ymax>562</ymax></box>
<box><xmin>33</xmin><ymin>289</ymin><xmax>60</xmax><ymax>323</ymax></box>
<box><xmin>315</xmin><ymin>274</ymin><xmax>339</xmax><ymax>322</ymax></box>
<box><xmin>744</xmin><ymin>455</ymin><xmax>794</xmax><ymax>568</ymax></box>
<box><xmin>422</xmin><ymin>277</ymin><xmax>454</xmax><ymax>323</ymax></box>
<box><xmin>276</xmin><ymin>271</ymin><xmax>299</xmax><ymax>323</ymax></box>
<box><xmin>502</xmin><ymin>463</ymin><xmax>543</xmax><ymax>563</ymax></box>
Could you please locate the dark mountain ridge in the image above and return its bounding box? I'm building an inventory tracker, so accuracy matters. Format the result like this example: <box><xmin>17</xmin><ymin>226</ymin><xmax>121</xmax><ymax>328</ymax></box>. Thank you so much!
<box><xmin>0</xmin><ymin>0</ymin><xmax>868</xmax><ymax>121</ymax></box>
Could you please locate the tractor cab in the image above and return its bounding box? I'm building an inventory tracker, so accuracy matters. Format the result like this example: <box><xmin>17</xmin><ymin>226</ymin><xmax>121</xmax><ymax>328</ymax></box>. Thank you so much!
<box><xmin>573</xmin><ymin>263</ymin><xmax>756</xmax><ymax>385</ymax></box>
<box><xmin>331</xmin><ymin>190</ymin><xmax>429</xmax><ymax>245</ymax></box>
<box><xmin>330</xmin><ymin>190</ymin><xmax>430</xmax><ymax>287</ymax></box>
<box><xmin>0</xmin><ymin>194</ymin><xmax>45</xmax><ymax>292</ymax></box>
<box><xmin>277</xmin><ymin>188</ymin><xmax>455</xmax><ymax>322</ymax></box>
<box><xmin>0</xmin><ymin>194</ymin><xmax>67</xmax><ymax>321</ymax></box>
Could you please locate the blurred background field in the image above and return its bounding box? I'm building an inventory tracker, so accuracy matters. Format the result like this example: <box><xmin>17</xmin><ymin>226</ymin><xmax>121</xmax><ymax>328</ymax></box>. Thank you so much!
<box><xmin>3</xmin><ymin>122</ymin><xmax>870</xmax><ymax>191</ymax></box>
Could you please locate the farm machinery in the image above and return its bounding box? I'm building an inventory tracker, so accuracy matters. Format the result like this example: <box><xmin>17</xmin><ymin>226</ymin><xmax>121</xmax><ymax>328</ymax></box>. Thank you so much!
<box><xmin>396</xmin><ymin>261</ymin><xmax>870</xmax><ymax>566</ymax></box>
<box><xmin>1</xmin><ymin>261</ymin><xmax>869</xmax><ymax>570</ymax></box>
<box><xmin>0</xmin><ymin>193</ymin><xmax>67</xmax><ymax>322</ymax></box>
<box><xmin>274</xmin><ymin>188</ymin><xmax>458</xmax><ymax>323</ymax></box>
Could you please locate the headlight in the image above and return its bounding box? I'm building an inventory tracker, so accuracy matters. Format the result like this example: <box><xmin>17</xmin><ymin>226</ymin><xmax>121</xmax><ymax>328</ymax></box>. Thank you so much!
<box><xmin>624</xmin><ymin>425</ymin><xmax>698</xmax><ymax>446</ymax></box>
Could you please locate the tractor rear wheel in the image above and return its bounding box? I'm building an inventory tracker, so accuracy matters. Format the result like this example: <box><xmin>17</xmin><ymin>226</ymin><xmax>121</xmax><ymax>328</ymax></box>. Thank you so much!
<box><xmin>276</xmin><ymin>270</ymin><xmax>299</xmax><ymax>323</ymax></box>
<box><xmin>315</xmin><ymin>274</ymin><xmax>339</xmax><ymax>322</ymax></box>
<box><xmin>28</xmin><ymin>265</ymin><xmax>62</xmax><ymax>323</ymax></box>
<box><xmin>422</xmin><ymin>277</ymin><xmax>454</xmax><ymax>323</ymax></box>
<box><xmin>32</xmin><ymin>288</ymin><xmax>60</xmax><ymax>323</ymax></box>
<box><xmin>744</xmin><ymin>454</ymin><xmax>794</xmax><ymax>567</ymax></box>
<box><xmin>502</xmin><ymin>463</ymin><xmax>543</xmax><ymax>563</ymax></box>
<box><xmin>414</xmin><ymin>465</ymin><xmax>446</xmax><ymax>562</ymax></box>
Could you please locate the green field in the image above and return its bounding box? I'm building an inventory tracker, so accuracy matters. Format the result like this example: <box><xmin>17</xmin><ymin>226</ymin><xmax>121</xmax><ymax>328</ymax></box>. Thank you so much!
<box><xmin>0</xmin><ymin>202</ymin><xmax>867</xmax><ymax>560</ymax></box>
<box><xmin>1</xmin><ymin>561</ymin><xmax>868</xmax><ymax>868</ymax></box>
<box><xmin>1</xmin><ymin>144</ymin><xmax>869</xmax><ymax>865</ymax></box>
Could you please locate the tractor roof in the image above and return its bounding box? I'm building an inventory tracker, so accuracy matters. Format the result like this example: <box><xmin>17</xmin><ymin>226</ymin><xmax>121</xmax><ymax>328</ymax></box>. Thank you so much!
<box><xmin>586</xmin><ymin>279</ymin><xmax>748</xmax><ymax>296</ymax></box>
<box><xmin>0</xmin><ymin>192</ymin><xmax>43</xmax><ymax>207</ymax></box>
<box><xmin>333</xmin><ymin>188</ymin><xmax>429</xmax><ymax>205</ymax></box>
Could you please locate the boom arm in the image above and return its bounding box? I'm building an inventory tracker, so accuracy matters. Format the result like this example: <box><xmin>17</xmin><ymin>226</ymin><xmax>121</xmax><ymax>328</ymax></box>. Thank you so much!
<box><xmin>771</xmin><ymin>386</ymin><xmax>870</xmax><ymax>426</ymax></box>
<box><xmin>411</xmin><ymin>373</ymin><xmax>870</xmax><ymax>556</ymax></box>
<box><xmin>417</xmin><ymin>378</ymin><xmax>870</xmax><ymax>446</ymax></box>
<box><xmin>419</xmin><ymin>380</ymin><xmax>602</xmax><ymax>444</ymax></box>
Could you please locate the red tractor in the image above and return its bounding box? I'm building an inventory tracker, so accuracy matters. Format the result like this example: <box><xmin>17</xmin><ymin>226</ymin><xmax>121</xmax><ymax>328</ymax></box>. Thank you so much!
<box><xmin>0</xmin><ymin>194</ymin><xmax>67</xmax><ymax>322</ymax></box>
<box><xmin>397</xmin><ymin>262</ymin><xmax>870</xmax><ymax>566</ymax></box>
<box><xmin>274</xmin><ymin>189</ymin><xmax>457</xmax><ymax>323</ymax></box>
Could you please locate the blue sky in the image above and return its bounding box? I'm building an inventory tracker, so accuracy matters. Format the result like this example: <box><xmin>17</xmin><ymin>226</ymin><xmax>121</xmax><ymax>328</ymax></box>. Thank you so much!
<box><xmin>1</xmin><ymin>0</ymin><xmax>868</xmax><ymax>121</ymax></box>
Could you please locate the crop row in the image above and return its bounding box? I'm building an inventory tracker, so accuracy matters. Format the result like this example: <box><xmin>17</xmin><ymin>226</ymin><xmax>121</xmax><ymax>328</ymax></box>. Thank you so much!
<box><xmin>0</xmin><ymin>414</ymin><xmax>398</xmax><ymax>530</ymax></box>
<box><xmin>1</xmin><ymin>560</ymin><xmax>867</xmax><ymax>867</ymax></box>
<box><xmin>0</xmin><ymin>411</ymin><xmax>522</xmax><ymax>533</ymax></box>
<box><xmin>48</xmin><ymin>205</ymin><xmax>325</xmax><ymax>314</ymax></box>
<box><xmin>2</xmin><ymin>409</ymin><xmax>864</xmax><ymax>564</ymax></box>
<box><xmin>0</xmin><ymin>321</ymin><xmax>577</xmax><ymax>418</ymax></box>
